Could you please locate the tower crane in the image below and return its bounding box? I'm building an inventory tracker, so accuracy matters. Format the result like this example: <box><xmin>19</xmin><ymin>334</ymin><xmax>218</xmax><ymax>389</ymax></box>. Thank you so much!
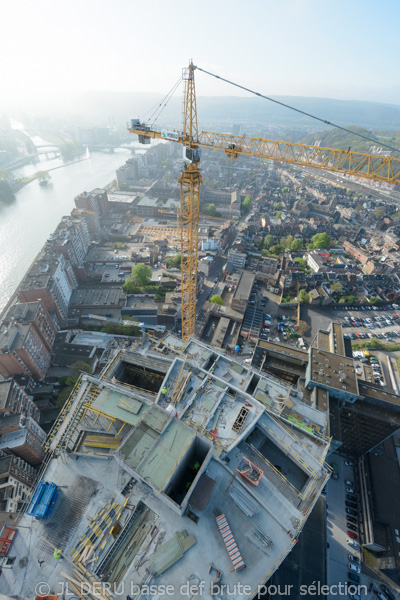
<box><xmin>130</xmin><ymin>61</ymin><xmax>400</xmax><ymax>341</ymax></box>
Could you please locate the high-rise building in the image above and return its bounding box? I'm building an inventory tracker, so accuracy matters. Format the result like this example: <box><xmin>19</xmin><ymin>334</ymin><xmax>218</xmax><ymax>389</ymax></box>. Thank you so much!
<box><xmin>0</xmin><ymin>320</ymin><xmax>52</xmax><ymax>380</ymax></box>
<box><xmin>75</xmin><ymin>188</ymin><xmax>109</xmax><ymax>216</ymax></box>
<box><xmin>46</xmin><ymin>215</ymin><xmax>91</xmax><ymax>270</ymax></box>
<box><xmin>0</xmin><ymin>415</ymin><xmax>46</xmax><ymax>465</ymax></box>
<box><xmin>0</xmin><ymin>379</ymin><xmax>39</xmax><ymax>422</ymax></box>
<box><xmin>3</xmin><ymin>301</ymin><xmax>58</xmax><ymax>352</ymax></box>
<box><xmin>0</xmin><ymin>454</ymin><xmax>36</xmax><ymax>513</ymax></box>
<box><xmin>18</xmin><ymin>253</ymin><xmax>78</xmax><ymax>320</ymax></box>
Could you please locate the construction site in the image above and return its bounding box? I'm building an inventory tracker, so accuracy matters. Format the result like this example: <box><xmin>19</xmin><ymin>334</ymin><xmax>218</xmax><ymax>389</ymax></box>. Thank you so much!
<box><xmin>2</xmin><ymin>334</ymin><xmax>331</xmax><ymax>600</ymax></box>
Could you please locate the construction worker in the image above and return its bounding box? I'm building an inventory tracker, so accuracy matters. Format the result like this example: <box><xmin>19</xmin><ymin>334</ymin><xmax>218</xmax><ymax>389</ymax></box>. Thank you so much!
<box><xmin>53</xmin><ymin>549</ymin><xmax>63</xmax><ymax>560</ymax></box>
<box><xmin>161</xmin><ymin>387</ymin><xmax>168</xmax><ymax>395</ymax></box>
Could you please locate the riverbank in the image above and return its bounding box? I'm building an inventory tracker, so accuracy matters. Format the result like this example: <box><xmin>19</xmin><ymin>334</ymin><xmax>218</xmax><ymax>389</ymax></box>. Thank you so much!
<box><xmin>0</xmin><ymin>173</ymin><xmax>116</xmax><ymax>322</ymax></box>
<box><xmin>14</xmin><ymin>155</ymin><xmax>90</xmax><ymax>191</ymax></box>
<box><xmin>0</xmin><ymin>149</ymin><xmax>134</xmax><ymax>313</ymax></box>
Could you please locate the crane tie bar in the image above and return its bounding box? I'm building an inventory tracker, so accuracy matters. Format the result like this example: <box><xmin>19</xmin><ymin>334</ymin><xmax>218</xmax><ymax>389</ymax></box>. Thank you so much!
<box><xmin>194</xmin><ymin>65</ymin><xmax>400</xmax><ymax>155</ymax></box>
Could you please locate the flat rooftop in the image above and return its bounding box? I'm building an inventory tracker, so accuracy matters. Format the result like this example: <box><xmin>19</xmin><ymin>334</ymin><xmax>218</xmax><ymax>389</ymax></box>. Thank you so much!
<box><xmin>70</xmin><ymin>287</ymin><xmax>124</xmax><ymax>307</ymax></box>
<box><xmin>108</xmin><ymin>192</ymin><xmax>137</xmax><ymax>204</ymax></box>
<box><xmin>258</xmin><ymin>339</ymin><xmax>309</xmax><ymax>363</ymax></box>
<box><xmin>308</xmin><ymin>348</ymin><xmax>359</xmax><ymax>397</ymax></box>
<box><xmin>359</xmin><ymin>381</ymin><xmax>400</xmax><ymax>406</ymax></box>
<box><xmin>233</xmin><ymin>271</ymin><xmax>255</xmax><ymax>301</ymax></box>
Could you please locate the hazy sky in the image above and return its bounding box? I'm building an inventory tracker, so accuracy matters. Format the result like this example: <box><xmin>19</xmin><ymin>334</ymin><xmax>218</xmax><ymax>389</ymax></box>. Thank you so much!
<box><xmin>2</xmin><ymin>0</ymin><xmax>400</xmax><ymax>108</ymax></box>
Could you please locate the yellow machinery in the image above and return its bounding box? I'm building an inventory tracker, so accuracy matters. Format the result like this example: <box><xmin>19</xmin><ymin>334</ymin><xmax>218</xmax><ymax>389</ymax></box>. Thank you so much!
<box><xmin>130</xmin><ymin>61</ymin><xmax>400</xmax><ymax>340</ymax></box>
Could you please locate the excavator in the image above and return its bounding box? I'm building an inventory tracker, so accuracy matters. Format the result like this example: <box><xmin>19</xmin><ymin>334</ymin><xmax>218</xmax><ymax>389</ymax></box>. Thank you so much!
<box><xmin>130</xmin><ymin>61</ymin><xmax>400</xmax><ymax>341</ymax></box>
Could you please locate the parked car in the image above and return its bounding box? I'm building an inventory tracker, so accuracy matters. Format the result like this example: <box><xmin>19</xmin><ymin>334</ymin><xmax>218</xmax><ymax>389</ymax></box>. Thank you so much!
<box><xmin>346</xmin><ymin>501</ymin><xmax>357</xmax><ymax>509</ymax></box>
<box><xmin>346</xmin><ymin>508</ymin><xmax>357</xmax><ymax>516</ymax></box>
<box><xmin>348</xmin><ymin>563</ymin><xmax>361</xmax><ymax>573</ymax></box>
<box><xmin>347</xmin><ymin>531</ymin><xmax>358</xmax><ymax>539</ymax></box>
<box><xmin>347</xmin><ymin>538</ymin><xmax>358</xmax><ymax>547</ymax></box>
<box><xmin>345</xmin><ymin>460</ymin><xmax>354</xmax><ymax>466</ymax></box>
<box><xmin>347</xmin><ymin>487</ymin><xmax>355</xmax><ymax>494</ymax></box>
<box><xmin>347</xmin><ymin>516</ymin><xmax>357</xmax><ymax>524</ymax></box>
<box><xmin>381</xmin><ymin>584</ymin><xmax>396</xmax><ymax>600</ymax></box>
<box><xmin>347</xmin><ymin>523</ymin><xmax>357</xmax><ymax>532</ymax></box>
<box><xmin>345</xmin><ymin>480</ymin><xmax>353</xmax><ymax>486</ymax></box>
<box><xmin>348</xmin><ymin>554</ymin><xmax>360</xmax><ymax>563</ymax></box>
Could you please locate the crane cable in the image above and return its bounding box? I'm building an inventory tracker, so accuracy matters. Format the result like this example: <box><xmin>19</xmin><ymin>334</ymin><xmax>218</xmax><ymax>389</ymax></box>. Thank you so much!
<box><xmin>144</xmin><ymin>75</ymin><xmax>183</xmax><ymax>127</ymax></box>
<box><xmin>194</xmin><ymin>65</ymin><xmax>400</xmax><ymax>155</ymax></box>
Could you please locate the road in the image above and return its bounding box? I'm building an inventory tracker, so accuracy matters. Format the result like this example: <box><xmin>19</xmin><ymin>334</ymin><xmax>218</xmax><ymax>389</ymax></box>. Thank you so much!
<box><xmin>326</xmin><ymin>455</ymin><xmax>389</xmax><ymax>600</ymax></box>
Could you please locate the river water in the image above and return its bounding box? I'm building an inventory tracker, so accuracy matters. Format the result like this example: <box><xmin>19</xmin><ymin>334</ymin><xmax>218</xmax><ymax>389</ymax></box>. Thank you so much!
<box><xmin>0</xmin><ymin>143</ymin><xmax>150</xmax><ymax>313</ymax></box>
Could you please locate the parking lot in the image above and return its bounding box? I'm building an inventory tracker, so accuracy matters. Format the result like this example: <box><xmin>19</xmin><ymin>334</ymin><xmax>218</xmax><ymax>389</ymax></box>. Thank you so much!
<box><xmin>326</xmin><ymin>455</ymin><xmax>397</xmax><ymax>600</ymax></box>
<box><xmin>341</xmin><ymin>307</ymin><xmax>400</xmax><ymax>343</ymax></box>
<box><xmin>241</xmin><ymin>281</ymin><xmax>299</xmax><ymax>345</ymax></box>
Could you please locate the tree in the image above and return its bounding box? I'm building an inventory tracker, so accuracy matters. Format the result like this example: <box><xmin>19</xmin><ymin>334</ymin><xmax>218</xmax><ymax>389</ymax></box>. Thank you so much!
<box><xmin>69</xmin><ymin>361</ymin><xmax>92</xmax><ymax>379</ymax></box>
<box><xmin>101</xmin><ymin>321</ymin><xmax>141</xmax><ymax>337</ymax></box>
<box><xmin>297</xmin><ymin>289</ymin><xmax>310</xmax><ymax>303</ymax></box>
<box><xmin>294</xmin><ymin>257</ymin><xmax>308</xmax><ymax>271</ymax></box>
<box><xmin>275</xmin><ymin>211</ymin><xmax>282</xmax><ymax>220</ymax></box>
<box><xmin>36</xmin><ymin>170</ymin><xmax>51</xmax><ymax>184</ymax></box>
<box><xmin>270</xmin><ymin>243</ymin><xmax>284</xmax><ymax>255</ymax></box>
<box><xmin>241</xmin><ymin>195</ymin><xmax>252</xmax><ymax>213</ymax></box>
<box><xmin>342</xmin><ymin>294</ymin><xmax>357</xmax><ymax>305</ymax></box>
<box><xmin>369</xmin><ymin>295</ymin><xmax>382</xmax><ymax>305</ymax></box>
<box><xmin>207</xmin><ymin>203</ymin><xmax>218</xmax><ymax>217</ymax></box>
<box><xmin>312</xmin><ymin>233</ymin><xmax>332</xmax><ymax>249</ymax></box>
<box><xmin>280</xmin><ymin>235</ymin><xmax>293</xmax><ymax>250</ymax></box>
<box><xmin>0</xmin><ymin>180</ymin><xmax>15</xmax><ymax>204</ymax></box>
<box><xmin>56</xmin><ymin>361</ymin><xmax>92</xmax><ymax>409</ymax></box>
<box><xmin>331</xmin><ymin>281</ymin><xmax>343</xmax><ymax>293</ymax></box>
<box><xmin>373</xmin><ymin>206</ymin><xmax>385</xmax><ymax>220</ymax></box>
<box><xmin>122</xmin><ymin>279</ymin><xmax>140</xmax><ymax>294</ymax></box>
<box><xmin>166</xmin><ymin>254</ymin><xmax>181</xmax><ymax>269</ymax></box>
<box><xmin>263</xmin><ymin>234</ymin><xmax>274</xmax><ymax>250</ymax></box>
<box><xmin>291</xmin><ymin>238</ymin><xmax>303</xmax><ymax>251</ymax></box>
<box><xmin>131</xmin><ymin>263</ymin><xmax>152</xmax><ymax>287</ymax></box>
<box><xmin>209</xmin><ymin>294</ymin><xmax>224</xmax><ymax>305</ymax></box>
<box><xmin>275</xmin><ymin>202</ymin><xmax>283</xmax><ymax>210</ymax></box>
<box><xmin>296</xmin><ymin>320</ymin><xmax>310</xmax><ymax>336</ymax></box>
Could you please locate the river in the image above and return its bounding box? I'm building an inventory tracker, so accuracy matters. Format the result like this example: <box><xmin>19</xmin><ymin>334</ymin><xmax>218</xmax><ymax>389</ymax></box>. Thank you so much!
<box><xmin>0</xmin><ymin>143</ymin><xmax>152</xmax><ymax>313</ymax></box>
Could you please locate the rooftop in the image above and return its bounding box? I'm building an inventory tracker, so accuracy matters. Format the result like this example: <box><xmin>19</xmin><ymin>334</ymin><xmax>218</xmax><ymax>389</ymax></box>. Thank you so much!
<box><xmin>107</xmin><ymin>192</ymin><xmax>137</xmax><ymax>204</ymax></box>
<box><xmin>308</xmin><ymin>348</ymin><xmax>359</xmax><ymax>398</ymax></box>
<box><xmin>233</xmin><ymin>271</ymin><xmax>255</xmax><ymax>302</ymax></box>
<box><xmin>3</xmin><ymin>335</ymin><xmax>331</xmax><ymax>600</ymax></box>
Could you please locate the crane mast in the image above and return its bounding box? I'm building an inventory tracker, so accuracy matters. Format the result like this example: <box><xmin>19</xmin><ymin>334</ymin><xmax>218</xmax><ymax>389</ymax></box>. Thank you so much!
<box><xmin>129</xmin><ymin>62</ymin><xmax>400</xmax><ymax>341</ymax></box>
<box><xmin>179</xmin><ymin>62</ymin><xmax>202</xmax><ymax>340</ymax></box>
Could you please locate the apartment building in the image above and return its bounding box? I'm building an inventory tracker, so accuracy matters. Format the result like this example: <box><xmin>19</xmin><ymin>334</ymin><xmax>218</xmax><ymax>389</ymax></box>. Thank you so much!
<box><xmin>75</xmin><ymin>188</ymin><xmax>109</xmax><ymax>216</ymax></box>
<box><xmin>0</xmin><ymin>415</ymin><xmax>46</xmax><ymax>465</ymax></box>
<box><xmin>3</xmin><ymin>301</ymin><xmax>58</xmax><ymax>352</ymax></box>
<box><xmin>0</xmin><ymin>321</ymin><xmax>52</xmax><ymax>380</ymax></box>
<box><xmin>0</xmin><ymin>379</ymin><xmax>39</xmax><ymax>422</ymax></box>
<box><xmin>18</xmin><ymin>253</ymin><xmax>78</xmax><ymax>320</ymax></box>
<box><xmin>0</xmin><ymin>454</ymin><xmax>36</xmax><ymax>513</ymax></box>
<box><xmin>47</xmin><ymin>215</ymin><xmax>90</xmax><ymax>269</ymax></box>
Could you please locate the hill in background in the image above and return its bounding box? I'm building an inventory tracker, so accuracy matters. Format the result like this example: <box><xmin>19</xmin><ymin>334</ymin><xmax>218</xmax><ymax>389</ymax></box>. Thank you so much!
<box><xmin>65</xmin><ymin>92</ymin><xmax>400</xmax><ymax>132</ymax></box>
<box><xmin>302</xmin><ymin>126</ymin><xmax>400</xmax><ymax>155</ymax></box>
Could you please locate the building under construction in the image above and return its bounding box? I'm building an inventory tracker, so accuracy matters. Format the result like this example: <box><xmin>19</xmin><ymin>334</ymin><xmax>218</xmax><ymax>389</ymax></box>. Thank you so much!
<box><xmin>2</xmin><ymin>334</ymin><xmax>331</xmax><ymax>600</ymax></box>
